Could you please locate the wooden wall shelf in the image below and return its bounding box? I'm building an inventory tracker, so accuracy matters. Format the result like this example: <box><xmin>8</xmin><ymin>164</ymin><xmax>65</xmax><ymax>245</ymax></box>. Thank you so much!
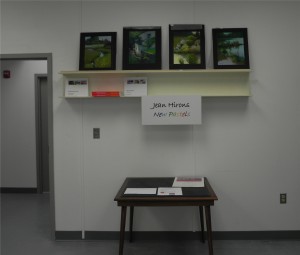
<box><xmin>60</xmin><ymin>69</ymin><xmax>251</xmax><ymax>97</ymax></box>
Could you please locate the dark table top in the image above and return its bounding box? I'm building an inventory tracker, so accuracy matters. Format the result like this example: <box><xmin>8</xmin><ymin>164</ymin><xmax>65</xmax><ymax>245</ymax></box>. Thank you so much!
<box><xmin>114</xmin><ymin>177</ymin><xmax>218</xmax><ymax>205</ymax></box>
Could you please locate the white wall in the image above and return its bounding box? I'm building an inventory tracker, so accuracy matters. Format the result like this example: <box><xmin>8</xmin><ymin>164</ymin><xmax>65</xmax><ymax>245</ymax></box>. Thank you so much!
<box><xmin>1</xmin><ymin>1</ymin><xmax>299</xmax><ymax>232</ymax></box>
<box><xmin>0</xmin><ymin>60</ymin><xmax>47</xmax><ymax>187</ymax></box>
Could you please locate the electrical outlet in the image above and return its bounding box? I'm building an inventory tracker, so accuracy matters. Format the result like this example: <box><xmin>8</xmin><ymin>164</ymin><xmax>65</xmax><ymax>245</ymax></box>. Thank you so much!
<box><xmin>93</xmin><ymin>128</ymin><xmax>100</xmax><ymax>139</ymax></box>
<box><xmin>280</xmin><ymin>193</ymin><xmax>287</xmax><ymax>204</ymax></box>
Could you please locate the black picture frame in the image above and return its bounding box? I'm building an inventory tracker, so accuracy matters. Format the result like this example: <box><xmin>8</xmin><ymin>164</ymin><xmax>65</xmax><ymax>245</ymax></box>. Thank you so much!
<box><xmin>122</xmin><ymin>26</ymin><xmax>162</xmax><ymax>70</ymax></box>
<box><xmin>79</xmin><ymin>32</ymin><xmax>117</xmax><ymax>70</ymax></box>
<box><xmin>212</xmin><ymin>28</ymin><xmax>250</xmax><ymax>69</ymax></box>
<box><xmin>169</xmin><ymin>24</ymin><xmax>206</xmax><ymax>70</ymax></box>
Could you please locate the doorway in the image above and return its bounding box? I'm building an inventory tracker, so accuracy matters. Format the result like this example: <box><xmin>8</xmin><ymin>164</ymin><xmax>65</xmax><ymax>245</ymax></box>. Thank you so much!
<box><xmin>0</xmin><ymin>53</ymin><xmax>54</xmax><ymax>238</ymax></box>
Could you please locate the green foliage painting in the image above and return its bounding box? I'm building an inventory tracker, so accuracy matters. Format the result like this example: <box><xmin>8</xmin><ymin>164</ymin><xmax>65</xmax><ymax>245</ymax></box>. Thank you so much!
<box><xmin>216</xmin><ymin>31</ymin><xmax>246</xmax><ymax>65</ymax></box>
<box><xmin>128</xmin><ymin>31</ymin><xmax>156</xmax><ymax>64</ymax></box>
<box><xmin>172</xmin><ymin>31</ymin><xmax>201</xmax><ymax>65</ymax></box>
<box><xmin>83</xmin><ymin>36</ymin><xmax>113</xmax><ymax>69</ymax></box>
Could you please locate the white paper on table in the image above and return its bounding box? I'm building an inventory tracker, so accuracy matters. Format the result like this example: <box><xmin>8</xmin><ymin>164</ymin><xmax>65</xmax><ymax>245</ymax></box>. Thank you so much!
<box><xmin>172</xmin><ymin>177</ymin><xmax>204</xmax><ymax>187</ymax></box>
<box><xmin>157</xmin><ymin>187</ymin><xmax>182</xmax><ymax>196</ymax></box>
<box><xmin>124</xmin><ymin>188</ymin><xmax>157</xmax><ymax>195</ymax></box>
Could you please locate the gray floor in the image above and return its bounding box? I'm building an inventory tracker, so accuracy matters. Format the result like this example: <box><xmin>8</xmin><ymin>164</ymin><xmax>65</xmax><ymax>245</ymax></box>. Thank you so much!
<box><xmin>1</xmin><ymin>193</ymin><xmax>300</xmax><ymax>255</ymax></box>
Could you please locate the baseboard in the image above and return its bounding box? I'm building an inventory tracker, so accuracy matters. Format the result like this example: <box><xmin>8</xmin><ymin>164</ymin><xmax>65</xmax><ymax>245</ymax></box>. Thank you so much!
<box><xmin>55</xmin><ymin>231</ymin><xmax>82</xmax><ymax>240</ymax></box>
<box><xmin>213</xmin><ymin>231</ymin><xmax>300</xmax><ymax>240</ymax></box>
<box><xmin>55</xmin><ymin>230</ymin><xmax>300</xmax><ymax>241</ymax></box>
<box><xmin>0</xmin><ymin>187</ymin><xmax>37</xmax><ymax>193</ymax></box>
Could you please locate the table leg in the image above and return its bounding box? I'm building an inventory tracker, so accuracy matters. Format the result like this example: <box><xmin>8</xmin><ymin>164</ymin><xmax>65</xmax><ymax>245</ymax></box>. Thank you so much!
<box><xmin>199</xmin><ymin>206</ymin><xmax>205</xmax><ymax>243</ymax></box>
<box><xmin>119</xmin><ymin>206</ymin><xmax>127</xmax><ymax>255</ymax></box>
<box><xmin>205</xmin><ymin>206</ymin><xmax>213</xmax><ymax>255</ymax></box>
<box><xmin>129</xmin><ymin>206</ymin><xmax>134</xmax><ymax>242</ymax></box>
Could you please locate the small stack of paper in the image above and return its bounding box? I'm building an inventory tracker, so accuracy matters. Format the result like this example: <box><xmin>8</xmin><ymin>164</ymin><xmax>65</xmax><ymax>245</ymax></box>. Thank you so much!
<box><xmin>172</xmin><ymin>177</ymin><xmax>204</xmax><ymax>187</ymax></box>
<box><xmin>124</xmin><ymin>188</ymin><xmax>157</xmax><ymax>195</ymax></box>
<box><xmin>157</xmin><ymin>187</ymin><xmax>182</xmax><ymax>196</ymax></box>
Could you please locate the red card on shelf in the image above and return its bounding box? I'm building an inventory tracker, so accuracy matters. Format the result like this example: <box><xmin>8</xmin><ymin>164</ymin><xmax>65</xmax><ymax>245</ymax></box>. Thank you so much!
<box><xmin>92</xmin><ymin>91</ymin><xmax>120</xmax><ymax>97</ymax></box>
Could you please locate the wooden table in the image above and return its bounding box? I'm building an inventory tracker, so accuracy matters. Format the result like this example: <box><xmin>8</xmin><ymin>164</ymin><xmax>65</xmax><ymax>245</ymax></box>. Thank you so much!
<box><xmin>114</xmin><ymin>177</ymin><xmax>218</xmax><ymax>255</ymax></box>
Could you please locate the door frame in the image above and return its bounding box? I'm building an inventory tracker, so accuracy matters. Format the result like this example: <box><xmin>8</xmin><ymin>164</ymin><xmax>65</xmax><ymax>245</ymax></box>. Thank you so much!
<box><xmin>35</xmin><ymin>73</ymin><xmax>49</xmax><ymax>194</ymax></box>
<box><xmin>0</xmin><ymin>53</ymin><xmax>55</xmax><ymax>239</ymax></box>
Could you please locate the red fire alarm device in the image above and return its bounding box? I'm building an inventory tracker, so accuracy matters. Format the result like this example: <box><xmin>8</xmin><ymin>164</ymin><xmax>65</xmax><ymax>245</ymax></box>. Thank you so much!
<box><xmin>3</xmin><ymin>70</ymin><xmax>11</xmax><ymax>79</ymax></box>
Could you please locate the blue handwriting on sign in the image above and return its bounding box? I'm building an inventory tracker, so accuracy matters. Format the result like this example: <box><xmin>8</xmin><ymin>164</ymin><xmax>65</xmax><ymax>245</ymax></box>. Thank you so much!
<box><xmin>153</xmin><ymin>112</ymin><xmax>168</xmax><ymax>117</ymax></box>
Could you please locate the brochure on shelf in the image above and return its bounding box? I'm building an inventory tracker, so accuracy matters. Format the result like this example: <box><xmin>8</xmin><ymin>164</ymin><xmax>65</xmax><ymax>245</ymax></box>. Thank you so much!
<box><xmin>65</xmin><ymin>78</ymin><xmax>89</xmax><ymax>97</ymax></box>
<box><xmin>172</xmin><ymin>176</ymin><xmax>204</xmax><ymax>187</ymax></box>
<box><xmin>123</xmin><ymin>77</ymin><xmax>147</xmax><ymax>97</ymax></box>
<box><xmin>92</xmin><ymin>91</ymin><xmax>120</xmax><ymax>97</ymax></box>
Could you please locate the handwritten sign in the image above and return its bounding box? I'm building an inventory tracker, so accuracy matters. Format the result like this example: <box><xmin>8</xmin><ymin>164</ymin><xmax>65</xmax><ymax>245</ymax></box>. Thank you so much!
<box><xmin>142</xmin><ymin>96</ymin><xmax>202</xmax><ymax>125</ymax></box>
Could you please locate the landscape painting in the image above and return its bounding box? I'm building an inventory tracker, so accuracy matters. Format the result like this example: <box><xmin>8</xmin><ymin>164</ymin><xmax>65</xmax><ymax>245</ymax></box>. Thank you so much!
<box><xmin>79</xmin><ymin>32</ymin><xmax>116</xmax><ymax>70</ymax></box>
<box><xmin>169</xmin><ymin>24</ymin><xmax>206</xmax><ymax>69</ymax></box>
<box><xmin>123</xmin><ymin>27</ymin><xmax>161</xmax><ymax>70</ymax></box>
<box><xmin>128</xmin><ymin>30</ymin><xmax>156</xmax><ymax>65</ymax></box>
<box><xmin>213</xmin><ymin>28</ymin><xmax>249</xmax><ymax>69</ymax></box>
<box><xmin>172</xmin><ymin>31</ymin><xmax>201</xmax><ymax>65</ymax></box>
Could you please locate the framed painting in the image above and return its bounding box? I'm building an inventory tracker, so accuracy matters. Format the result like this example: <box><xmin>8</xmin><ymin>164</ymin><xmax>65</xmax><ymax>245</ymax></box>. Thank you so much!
<box><xmin>79</xmin><ymin>32</ymin><xmax>117</xmax><ymax>70</ymax></box>
<box><xmin>169</xmin><ymin>24</ymin><xmax>206</xmax><ymax>70</ymax></box>
<box><xmin>212</xmin><ymin>28</ymin><xmax>250</xmax><ymax>69</ymax></box>
<box><xmin>122</xmin><ymin>26</ymin><xmax>162</xmax><ymax>70</ymax></box>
